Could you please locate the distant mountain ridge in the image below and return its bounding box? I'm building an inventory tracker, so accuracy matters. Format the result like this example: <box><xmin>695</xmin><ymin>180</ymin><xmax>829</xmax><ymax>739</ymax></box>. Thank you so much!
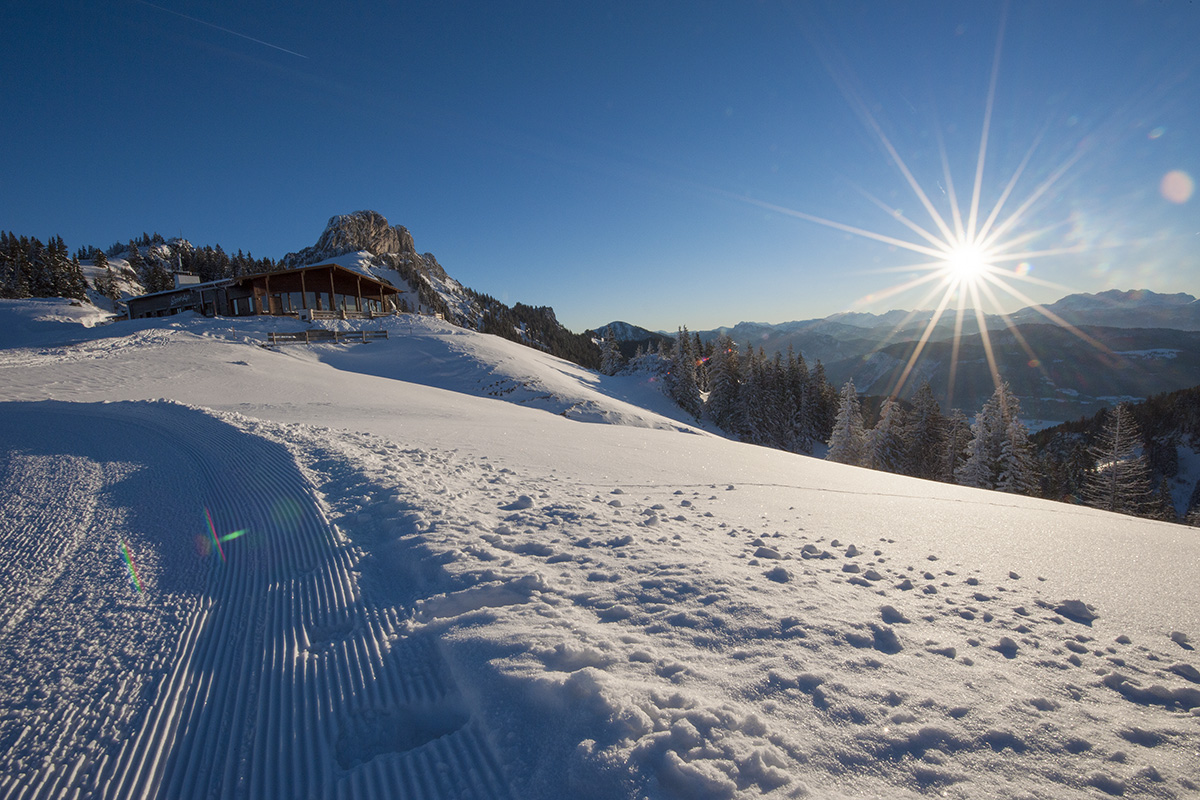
<box><xmin>1009</xmin><ymin>289</ymin><xmax>1200</xmax><ymax>330</ymax></box>
<box><xmin>647</xmin><ymin>289</ymin><xmax>1200</xmax><ymax>424</ymax></box>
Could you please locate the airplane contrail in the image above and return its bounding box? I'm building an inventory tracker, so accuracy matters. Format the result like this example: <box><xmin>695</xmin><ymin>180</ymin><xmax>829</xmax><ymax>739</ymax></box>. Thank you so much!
<box><xmin>135</xmin><ymin>0</ymin><xmax>309</xmax><ymax>59</ymax></box>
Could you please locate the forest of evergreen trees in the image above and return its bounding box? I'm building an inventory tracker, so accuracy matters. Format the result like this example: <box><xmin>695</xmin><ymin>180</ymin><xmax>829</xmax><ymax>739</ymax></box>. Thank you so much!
<box><xmin>1</xmin><ymin>230</ymin><xmax>279</xmax><ymax>304</ymax></box>
<box><xmin>601</xmin><ymin>327</ymin><xmax>841</xmax><ymax>454</ymax></box>
<box><xmin>1034</xmin><ymin>385</ymin><xmax>1200</xmax><ymax>524</ymax></box>
<box><xmin>617</xmin><ymin>327</ymin><xmax>1200</xmax><ymax>527</ymax></box>
<box><xmin>822</xmin><ymin>379</ymin><xmax>1193</xmax><ymax>524</ymax></box>
<box><xmin>105</xmin><ymin>233</ymin><xmax>279</xmax><ymax>291</ymax></box>
<box><xmin>1</xmin><ymin>232</ymin><xmax>90</xmax><ymax>302</ymax></box>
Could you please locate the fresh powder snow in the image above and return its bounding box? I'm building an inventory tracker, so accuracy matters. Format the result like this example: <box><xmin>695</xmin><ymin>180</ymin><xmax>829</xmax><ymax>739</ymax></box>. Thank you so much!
<box><xmin>1</xmin><ymin>299</ymin><xmax>1198</xmax><ymax>799</ymax></box>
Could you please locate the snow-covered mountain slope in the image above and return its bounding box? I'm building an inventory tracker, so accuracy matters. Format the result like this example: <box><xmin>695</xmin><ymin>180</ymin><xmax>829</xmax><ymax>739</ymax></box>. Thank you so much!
<box><xmin>2</xmin><ymin>299</ymin><xmax>1198</xmax><ymax>800</ymax></box>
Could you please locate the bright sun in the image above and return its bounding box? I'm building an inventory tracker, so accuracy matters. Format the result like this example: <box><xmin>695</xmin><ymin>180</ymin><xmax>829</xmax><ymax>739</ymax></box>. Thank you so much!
<box><xmin>944</xmin><ymin>242</ymin><xmax>992</xmax><ymax>282</ymax></box>
<box><xmin>729</xmin><ymin>6</ymin><xmax>1110</xmax><ymax>409</ymax></box>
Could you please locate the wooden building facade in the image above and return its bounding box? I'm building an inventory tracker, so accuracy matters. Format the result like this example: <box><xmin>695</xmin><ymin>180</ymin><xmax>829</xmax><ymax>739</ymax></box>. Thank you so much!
<box><xmin>127</xmin><ymin>264</ymin><xmax>403</xmax><ymax>320</ymax></box>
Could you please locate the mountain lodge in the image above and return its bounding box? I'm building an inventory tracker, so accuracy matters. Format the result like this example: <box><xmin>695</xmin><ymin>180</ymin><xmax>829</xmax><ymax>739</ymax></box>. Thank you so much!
<box><xmin>126</xmin><ymin>263</ymin><xmax>402</xmax><ymax>320</ymax></box>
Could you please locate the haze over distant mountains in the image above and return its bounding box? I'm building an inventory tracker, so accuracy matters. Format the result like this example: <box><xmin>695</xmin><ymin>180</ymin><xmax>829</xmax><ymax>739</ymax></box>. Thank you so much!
<box><xmin>597</xmin><ymin>289</ymin><xmax>1199</xmax><ymax>423</ymax></box>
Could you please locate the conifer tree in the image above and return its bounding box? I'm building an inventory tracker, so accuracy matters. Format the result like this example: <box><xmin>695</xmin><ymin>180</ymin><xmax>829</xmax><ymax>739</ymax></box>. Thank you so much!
<box><xmin>867</xmin><ymin>398</ymin><xmax>909</xmax><ymax>473</ymax></box>
<box><xmin>907</xmin><ymin>383</ymin><xmax>946</xmax><ymax>481</ymax></box>
<box><xmin>786</xmin><ymin>346</ymin><xmax>811</xmax><ymax>452</ymax></box>
<box><xmin>739</xmin><ymin>346</ymin><xmax>764</xmax><ymax>443</ymax></box>
<box><xmin>997</xmin><ymin>412</ymin><xmax>1037</xmax><ymax>494</ymax></box>
<box><xmin>600</xmin><ymin>326</ymin><xmax>624</xmax><ymax>376</ymax></box>
<box><xmin>28</xmin><ymin>236</ymin><xmax>52</xmax><ymax>297</ymax></box>
<box><xmin>808</xmin><ymin>361</ymin><xmax>838</xmax><ymax>446</ymax></box>
<box><xmin>742</xmin><ymin>347</ymin><xmax>783</xmax><ymax>446</ymax></box>
<box><xmin>2</xmin><ymin>234</ymin><xmax>32</xmax><ymax>298</ymax></box>
<box><xmin>126</xmin><ymin>239</ymin><xmax>144</xmax><ymax>274</ymax></box>
<box><xmin>1149</xmin><ymin>477</ymin><xmax>1177</xmax><ymax>522</ymax></box>
<box><xmin>942</xmin><ymin>408</ymin><xmax>971</xmax><ymax>482</ymax></box>
<box><xmin>67</xmin><ymin>255</ymin><xmax>89</xmax><ymax>301</ymax></box>
<box><xmin>827</xmin><ymin>380</ymin><xmax>867</xmax><ymax>466</ymax></box>
<box><xmin>693</xmin><ymin>331</ymin><xmax>709</xmax><ymax>392</ymax></box>
<box><xmin>705</xmin><ymin>334</ymin><xmax>741</xmax><ymax>433</ymax></box>
<box><xmin>668</xmin><ymin>326</ymin><xmax>702</xmax><ymax>418</ymax></box>
<box><xmin>957</xmin><ymin>382</ymin><xmax>1035</xmax><ymax>492</ymax></box>
<box><xmin>93</xmin><ymin>249</ymin><xmax>122</xmax><ymax>309</ymax></box>
<box><xmin>957</xmin><ymin>384</ymin><xmax>1008</xmax><ymax>489</ymax></box>
<box><xmin>1084</xmin><ymin>403</ymin><xmax>1151</xmax><ymax>515</ymax></box>
<box><xmin>45</xmin><ymin>236</ymin><xmax>71</xmax><ymax>297</ymax></box>
<box><xmin>763</xmin><ymin>351</ymin><xmax>792</xmax><ymax>449</ymax></box>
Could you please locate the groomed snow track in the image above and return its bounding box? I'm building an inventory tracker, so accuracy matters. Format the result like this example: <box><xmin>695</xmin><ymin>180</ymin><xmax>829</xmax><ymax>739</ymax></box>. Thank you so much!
<box><xmin>0</xmin><ymin>400</ymin><xmax>513</xmax><ymax>800</ymax></box>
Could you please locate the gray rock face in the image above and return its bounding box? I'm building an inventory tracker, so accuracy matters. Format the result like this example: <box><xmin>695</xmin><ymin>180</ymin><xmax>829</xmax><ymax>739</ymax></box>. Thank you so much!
<box><xmin>282</xmin><ymin>210</ymin><xmax>418</xmax><ymax>267</ymax></box>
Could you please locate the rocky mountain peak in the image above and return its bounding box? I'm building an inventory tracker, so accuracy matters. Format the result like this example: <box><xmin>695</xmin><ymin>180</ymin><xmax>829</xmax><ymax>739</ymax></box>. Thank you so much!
<box><xmin>282</xmin><ymin>210</ymin><xmax>418</xmax><ymax>268</ymax></box>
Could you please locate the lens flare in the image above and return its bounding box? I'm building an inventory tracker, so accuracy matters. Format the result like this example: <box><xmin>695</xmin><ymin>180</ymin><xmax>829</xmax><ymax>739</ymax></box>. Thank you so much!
<box><xmin>205</xmin><ymin>507</ymin><xmax>226</xmax><ymax>563</ymax></box>
<box><xmin>1160</xmin><ymin>170</ymin><xmax>1194</xmax><ymax>204</ymax></box>
<box><xmin>119</xmin><ymin>540</ymin><xmax>143</xmax><ymax>594</ymax></box>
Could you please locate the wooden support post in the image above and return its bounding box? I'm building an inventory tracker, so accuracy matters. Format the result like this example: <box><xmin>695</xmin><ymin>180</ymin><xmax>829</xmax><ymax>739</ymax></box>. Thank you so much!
<box><xmin>301</xmin><ymin>269</ymin><xmax>307</xmax><ymax>308</ymax></box>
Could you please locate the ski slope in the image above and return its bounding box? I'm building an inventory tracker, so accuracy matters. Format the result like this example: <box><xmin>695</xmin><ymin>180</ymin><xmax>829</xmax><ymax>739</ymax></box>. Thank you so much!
<box><xmin>1</xmin><ymin>299</ymin><xmax>1198</xmax><ymax>799</ymax></box>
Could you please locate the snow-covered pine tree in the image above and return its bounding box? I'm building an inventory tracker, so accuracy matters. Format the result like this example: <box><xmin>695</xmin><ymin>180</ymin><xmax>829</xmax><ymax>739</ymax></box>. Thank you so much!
<box><xmin>146</xmin><ymin>259</ymin><xmax>173</xmax><ymax>293</ymax></box>
<box><xmin>600</xmin><ymin>326</ymin><xmax>624</xmax><ymax>376</ymax></box>
<box><xmin>866</xmin><ymin>398</ymin><xmax>909</xmax><ymax>474</ymax></box>
<box><xmin>741</xmin><ymin>347</ymin><xmax>787</xmax><ymax>448</ymax></box>
<box><xmin>705</xmin><ymin>334</ymin><xmax>741</xmax><ymax>433</ymax></box>
<box><xmin>668</xmin><ymin>326</ymin><xmax>703</xmax><ymax>419</ymax></box>
<box><xmin>67</xmin><ymin>255</ymin><xmax>89</xmax><ymax>301</ymax></box>
<box><xmin>1083</xmin><ymin>402</ymin><xmax>1151</xmax><ymax>515</ymax></box>
<box><xmin>906</xmin><ymin>382</ymin><xmax>946</xmax><ymax>481</ymax></box>
<box><xmin>28</xmin><ymin>237</ymin><xmax>52</xmax><ymax>297</ymax></box>
<box><xmin>693</xmin><ymin>331</ymin><xmax>710</xmax><ymax>392</ymax></box>
<box><xmin>126</xmin><ymin>239</ymin><xmax>144</xmax><ymax>277</ymax></box>
<box><xmin>809</xmin><ymin>360</ymin><xmax>839</xmax><ymax>447</ymax></box>
<box><xmin>786</xmin><ymin>346</ymin><xmax>811</xmax><ymax>453</ymax></box>
<box><xmin>827</xmin><ymin>380</ymin><xmax>867</xmax><ymax>466</ymax></box>
<box><xmin>957</xmin><ymin>381</ymin><xmax>1036</xmax><ymax>493</ymax></box>
<box><xmin>942</xmin><ymin>408</ymin><xmax>971</xmax><ymax>483</ymax></box>
<box><xmin>764</xmin><ymin>351</ymin><xmax>792</xmax><ymax>449</ymax></box>
<box><xmin>957</xmin><ymin>386</ymin><xmax>1007</xmax><ymax>489</ymax></box>
<box><xmin>997</xmin><ymin>409</ymin><xmax>1038</xmax><ymax>494</ymax></box>
<box><xmin>44</xmin><ymin>236</ymin><xmax>72</xmax><ymax>298</ymax></box>
<box><xmin>0</xmin><ymin>233</ymin><xmax>32</xmax><ymax>299</ymax></box>
<box><xmin>740</xmin><ymin>346</ymin><xmax>768</xmax><ymax>444</ymax></box>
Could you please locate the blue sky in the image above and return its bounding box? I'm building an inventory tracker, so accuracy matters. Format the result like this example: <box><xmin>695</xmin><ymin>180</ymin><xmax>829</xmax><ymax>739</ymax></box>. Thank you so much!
<box><xmin>2</xmin><ymin>1</ymin><xmax>1197</xmax><ymax>331</ymax></box>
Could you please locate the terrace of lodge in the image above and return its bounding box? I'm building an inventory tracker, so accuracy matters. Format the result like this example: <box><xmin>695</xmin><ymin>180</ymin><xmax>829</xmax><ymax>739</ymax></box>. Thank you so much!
<box><xmin>126</xmin><ymin>263</ymin><xmax>404</xmax><ymax>320</ymax></box>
